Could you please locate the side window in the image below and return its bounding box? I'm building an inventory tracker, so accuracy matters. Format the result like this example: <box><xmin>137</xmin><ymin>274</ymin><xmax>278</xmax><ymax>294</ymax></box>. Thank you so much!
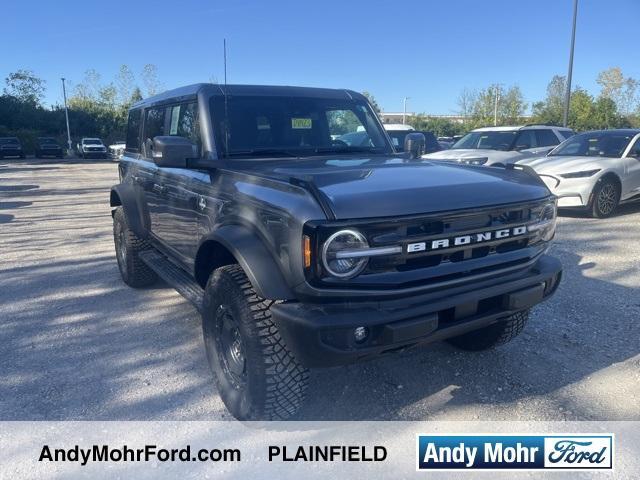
<box><xmin>628</xmin><ymin>138</ymin><xmax>640</xmax><ymax>158</ymax></box>
<box><xmin>125</xmin><ymin>109</ymin><xmax>142</xmax><ymax>152</ymax></box>
<box><xmin>536</xmin><ymin>129</ymin><xmax>561</xmax><ymax>147</ymax></box>
<box><xmin>513</xmin><ymin>130</ymin><xmax>536</xmax><ymax>150</ymax></box>
<box><xmin>142</xmin><ymin>107</ymin><xmax>166</xmax><ymax>158</ymax></box>
<box><xmin>168</xmin><ymin>103</ymin><xmax>201</xmax><ymax>147</ymax></box>
<box><xmin>326</xmin><ymin>110</ymin><xmax>365</xmax><ymax>136</ymax></box>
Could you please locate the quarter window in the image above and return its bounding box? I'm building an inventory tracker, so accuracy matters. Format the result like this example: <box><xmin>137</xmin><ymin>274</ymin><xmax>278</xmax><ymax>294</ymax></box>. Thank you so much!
<box><xmin>125</xmin><ymin>109</ymin><xmax>142</xmax><ymax>152</ymax></box>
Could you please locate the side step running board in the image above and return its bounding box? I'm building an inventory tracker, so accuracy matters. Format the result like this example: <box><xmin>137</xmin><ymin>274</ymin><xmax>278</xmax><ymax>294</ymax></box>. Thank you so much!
<box><xmin>139</xmin><ymin>250</ymin><xmax>204</xmax><ymax>313</ymax></box>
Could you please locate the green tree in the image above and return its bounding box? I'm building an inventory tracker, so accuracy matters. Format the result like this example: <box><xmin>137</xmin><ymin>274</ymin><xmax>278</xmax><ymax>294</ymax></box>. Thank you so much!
<box><xmin>3</xmin><ymin>70</ymin><xmax>46</xmax><ymax>106</ymax></box>
<box><xmin>597</xmin><ymin>67</ymin><xmax>638</xmax><ymax>116</ymax></box>
<box><xmin>408</xmin><ymin>115</ymin><xmax>466</xmax><ymax>137</ymax></box>
<box><xmin>460</xmin><ymin>84</ymin><xmax>527</xmax><ymax>127</ymax></box>
<box><xmin>531</xmin><ymin>75</ymin><xmax>566</xmax><ymax>125</ymax></box>
<box><xmin>141</xmin><ymin>64</ymin><xmax>162</xmax><ymax>97</ymax></box>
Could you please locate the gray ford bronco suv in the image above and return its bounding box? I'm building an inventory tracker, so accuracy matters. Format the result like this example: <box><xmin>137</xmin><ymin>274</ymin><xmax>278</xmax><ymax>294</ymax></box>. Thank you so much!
<box><xmin>110</xmin><ymin>84</ymin><xmax>562</xmax><ymax>420</ymax></box>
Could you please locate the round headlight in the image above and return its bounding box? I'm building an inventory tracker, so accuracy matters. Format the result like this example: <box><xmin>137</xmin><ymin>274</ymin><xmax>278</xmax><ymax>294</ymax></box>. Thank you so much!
<box><xmin>321</xmin><ymin>229</ymin><xmax>369</xmax><ymax>279</ymax></box>
<box><xmin>539</xmin><ymin>202</ymin><xmax>557</xmax><ymax>221</ymax></box>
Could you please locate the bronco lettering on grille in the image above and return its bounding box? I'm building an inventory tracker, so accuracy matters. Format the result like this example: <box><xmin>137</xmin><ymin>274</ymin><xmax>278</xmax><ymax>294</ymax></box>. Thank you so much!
<box><xmin>406</xmin><ymin>225</ymin><xmax>528</xmax><ymax>253</ymax></box>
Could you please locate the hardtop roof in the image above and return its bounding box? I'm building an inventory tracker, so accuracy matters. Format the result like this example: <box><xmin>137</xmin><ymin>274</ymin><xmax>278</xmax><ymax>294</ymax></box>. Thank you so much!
<box><xmin>131</xmin><ymin>83</ymin><xmax>365</xmax><ymax>109</ymax></box>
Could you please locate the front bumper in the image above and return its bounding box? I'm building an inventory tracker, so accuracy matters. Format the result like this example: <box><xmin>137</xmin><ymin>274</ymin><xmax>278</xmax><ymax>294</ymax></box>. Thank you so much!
<box><xmin>271</xmin><ymin>254</ymin><xmax>562</xmax><ymax>368</ymax></box>
<box><xmin>0</xmin><ymin>148</ymin><xmax>23</xmax><ymax>157</ymax></box>
<box><xmin>540</xmin><ymin>175</ymin><xmax>595</xmax><ymax>208</ymax></box>
<box><xmin>82</xmin><ymin>150</ymin><xmax>107</xmax><ymax>158</ymax></box>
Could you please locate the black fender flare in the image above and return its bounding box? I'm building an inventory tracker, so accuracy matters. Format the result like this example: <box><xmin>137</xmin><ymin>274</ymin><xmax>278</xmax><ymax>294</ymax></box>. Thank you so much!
<box><xmin>110</xmin><ymin>183</ymin><xmax>149</xmax><ymax>238</ymax></box>
<box><xmin>198</xmin><ymin>225</ymin><xmax>295</xmax><ymax>301</ymax></box>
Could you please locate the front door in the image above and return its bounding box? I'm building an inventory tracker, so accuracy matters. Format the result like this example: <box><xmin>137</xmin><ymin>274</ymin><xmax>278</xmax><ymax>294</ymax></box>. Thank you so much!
<box><xmin>142</xmin><ymin>102</ymin><xmax>202</xmax><ymax>265</ymax></box>
<box><xmin>622</xmin><ymin>136</ymin><xmax>640</xmax><ymax>200</ymax></box>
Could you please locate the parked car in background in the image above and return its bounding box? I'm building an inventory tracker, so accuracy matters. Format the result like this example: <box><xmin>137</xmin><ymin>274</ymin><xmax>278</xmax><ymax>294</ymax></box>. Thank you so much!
<box><xmin>77</xmin><ymin>138</ymin><xmax>107</xmax><ymax>159</ymax></box>
<box><xmin>35</xmin><ymin>137</ymin><xmax>64</xmax><ymax>158</ymax></box>
<box><xmin>423</xmin><ymin>125</ymin><xmax>574</xmax><ymax>166</ymax></box>
<box><xmin>386</xmin><ymin>128</ymin><xmax>441</xmax><ymax>154</ymax></box>
<box><xmin>0</xmin><ymin>137</ymin><xmax>25</xmax><ymax>159</ymax></box>
<box><xmin>383</xmin><ymin>123</ymin><xmax>414</xmax><ymax>131</ymax></box>
<box><xmin>108</xmin><ymin>140</ymin><xmax>126</xmax><ymax>160</ymax></box>
<box><xmin>437</xmin><ymin>136</ymin><xmax>454</xmax><ymax>149</ymax></box>
<box><xmin>517</xmin><ymin>129</ymin><xmax>640</xmax><ymax>218</ymax></box>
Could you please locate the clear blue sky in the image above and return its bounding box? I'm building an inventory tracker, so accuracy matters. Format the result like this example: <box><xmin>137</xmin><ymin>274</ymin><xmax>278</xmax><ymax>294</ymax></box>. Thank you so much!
<box><xmin>2</xmin><ymin>0</ymin><xmax>638</xmax><ymax>114</ymax></box>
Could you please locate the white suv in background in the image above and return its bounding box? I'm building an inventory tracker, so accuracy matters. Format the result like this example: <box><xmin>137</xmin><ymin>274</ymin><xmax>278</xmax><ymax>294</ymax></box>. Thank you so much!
<box><xmin>422</xmin><ymin>125</ymin><xmax>574</xmax><ymax>167</ymax></box>
<box><xmin>77</xmin><ymin>137</ymin><xmax>107</xmax><ymax>159</ymax></box>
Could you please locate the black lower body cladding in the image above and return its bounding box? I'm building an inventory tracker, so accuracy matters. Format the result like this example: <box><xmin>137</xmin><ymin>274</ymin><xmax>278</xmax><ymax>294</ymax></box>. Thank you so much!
<box><xmin>271</xmin><ymin>255</ymin><xmax>562</xmax><ymax>368</ymax></box>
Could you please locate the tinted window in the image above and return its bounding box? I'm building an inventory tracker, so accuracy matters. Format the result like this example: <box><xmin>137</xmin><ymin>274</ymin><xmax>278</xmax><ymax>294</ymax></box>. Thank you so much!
<box><xmin>143</xmin><ymin>107</ymin><xmax>166</xmax><ymax>157</ymax></box>
<box><xmin>168</xmin><ymin>102</ymin><xmax>201</xmax><ymax>149</ymax></box>
<box><xmin>627</xmin><ymin>137</ymin><xmax>640</xmax><ymax>157</ymax></box>
<box><xmin>535</xmin><ymin>129</ymin><xmax>560</xmax><ymax>147</ymax></box>
<box><xmin>452</xmin><ymin>131</ymin><xmax>517</xmax><ymax>151</ymax></box>
<box><xmin>126</xmin><ymin>109</ymin><xmax>142</xmax><ymax>152</ymax></box>
<box><xmin>513</xmin><ymin>130</ymin><xmax>536</xmax><ymax>150</ymax></box>
<box><xmin>210</xmin><ymin>96</ymin><xmax>389</xmax><ymax>158</ymax></box>
<box><xmin>550</xmin><ymin>131</ymin><xmax>635</xmax><ymax>157</ymax></box>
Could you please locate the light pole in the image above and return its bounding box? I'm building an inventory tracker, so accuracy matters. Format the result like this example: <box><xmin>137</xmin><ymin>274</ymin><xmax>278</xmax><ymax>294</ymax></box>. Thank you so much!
<box><xmin>403</xmin><ymin>97</ymin><xmax>410</xmax><ymax>125</ymax></box>
<box><xmin>563</xmin><ymin>0</ymin><xmax>578</xmax><ymax>127</ymax></box>
<box><xmin>493</xmin><ymin>84</ymin><xmax>501</xmax><ymax>126</ymax></box>
<box><xmin>61</xmin><ymin>77</ymin><xmax>72</xmax><ymax>156</ymax></box>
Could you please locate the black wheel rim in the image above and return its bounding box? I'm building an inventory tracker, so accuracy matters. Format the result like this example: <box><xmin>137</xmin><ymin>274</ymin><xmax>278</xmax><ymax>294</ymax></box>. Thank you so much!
<box><xmin>214</xmin><ymin>305</ymin><xmax>246</xmax><ymax>389</ymax></box>
<box><xmin>115</xmin><ymin>223</ymin><xmax>127</xmax><ymax>270</ymax></box>
<box><xmin>597</xmin><ymin>184</ymin><xmax>616</xmax><ymax>215</ymax></box>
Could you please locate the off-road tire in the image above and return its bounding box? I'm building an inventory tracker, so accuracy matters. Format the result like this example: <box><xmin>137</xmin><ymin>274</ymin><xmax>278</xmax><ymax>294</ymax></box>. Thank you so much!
<box><xmin>202</xmin><ymin>265</ymin><xmax>309</xmax><ymax>420</ymax></box>
<box><xmin>112</xmin><ymin>207</ymin><xmax>157</xmax><ymax>287</ymax></box>
<box><xmin>591</xmin><ymin>178</ymin><xmax>620</xmax><ymax>218</ymax></box>
<box><xmin>446</xmin><ymin>310</ymin><xmax>529</xmax><ymax>351</ymax></box>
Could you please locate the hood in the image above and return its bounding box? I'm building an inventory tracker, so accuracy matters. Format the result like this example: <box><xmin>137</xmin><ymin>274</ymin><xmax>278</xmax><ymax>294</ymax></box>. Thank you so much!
<box><xmin>244</xmin><ymin>156</ymin><xmax>551</xmax><ymax>219</ymax></box>
<box><xmin>517</xmin><ymin>155</ymin><xmax>620</xmax><ymax>175</ymax></box>
<box><xmin>422</xmin><ymin>148</ymin><xmax>520</xmax><ymax>163</ymax></box>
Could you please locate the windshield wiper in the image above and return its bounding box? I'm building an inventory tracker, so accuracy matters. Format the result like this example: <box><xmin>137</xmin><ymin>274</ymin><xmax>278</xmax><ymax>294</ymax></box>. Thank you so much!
<box><xmin>313</xmin><ymin>146</ymin><xmax>385</xmax><ymax>154</ymax></box>
<box><xmin>226</xmin><ymin>148</ymin><xmax>300</xmax><ymax>158</ymax></box>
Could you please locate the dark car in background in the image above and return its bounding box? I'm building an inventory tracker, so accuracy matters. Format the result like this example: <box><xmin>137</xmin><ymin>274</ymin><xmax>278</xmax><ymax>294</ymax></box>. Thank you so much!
<box><xmin>35</xmin><ymin>137</ymin><xmax>64</xmax><ymax>158</ymax></box>
<box><xmin>387</xmin><ymin>129</ymin><xmax>441</xmax><ymax>154</ymax></box>
<box><xmin>0</xmin><ymin>137</ymin><xmax>25</xmax><ymax>159</ymax></box>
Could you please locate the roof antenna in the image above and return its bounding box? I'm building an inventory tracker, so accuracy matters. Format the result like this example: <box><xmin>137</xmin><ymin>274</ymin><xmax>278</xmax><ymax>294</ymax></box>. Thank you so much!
<box><xmin>223</xmin><ymin>38</ymin><xmax>229</xmax><ymax>157</ymax></box>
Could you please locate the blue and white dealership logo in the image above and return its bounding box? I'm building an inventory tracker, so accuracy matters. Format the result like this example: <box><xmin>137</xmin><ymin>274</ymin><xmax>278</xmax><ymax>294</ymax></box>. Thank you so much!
<box><xmin>417</xmin><ymin>434</ymin><xmax>613</xmax><ymax>470</ymax></box>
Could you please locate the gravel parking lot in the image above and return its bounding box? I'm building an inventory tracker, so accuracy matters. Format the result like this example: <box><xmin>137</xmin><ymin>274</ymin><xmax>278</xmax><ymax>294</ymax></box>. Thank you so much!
<box><xmin>1</xmin><ymin>158</ymin><xmax>639</xmax><ymax>421</ymax></box>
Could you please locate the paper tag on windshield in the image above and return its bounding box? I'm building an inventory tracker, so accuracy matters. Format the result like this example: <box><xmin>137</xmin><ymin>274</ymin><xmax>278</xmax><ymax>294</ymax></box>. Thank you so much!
<box><xmin>291</xmin><ymin>118</ymin><xmax>312</xmax><ymax>129</ymax></box>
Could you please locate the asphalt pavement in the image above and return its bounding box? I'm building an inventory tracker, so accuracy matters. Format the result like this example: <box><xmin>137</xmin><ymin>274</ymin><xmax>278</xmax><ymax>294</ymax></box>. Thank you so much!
<box><xmin>1</xmin><ymin>157</ymin><xmax>638</xmax><ymax>421</ymax></box>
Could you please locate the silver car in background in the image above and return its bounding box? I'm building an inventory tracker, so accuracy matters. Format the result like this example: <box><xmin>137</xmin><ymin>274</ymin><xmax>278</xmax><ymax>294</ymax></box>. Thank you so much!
<box><xmin>108</xmin><ymin>140</ymin><xmax>126</xmax><ymax>160</ymax></box>
<box><xmin>518</xmin><ymin>129</ymin><xmax>640</xmax><ymax>217</ymax></box>
<box><xmin>423</xmin><ymin>125</ymin><xmax>573</xmax><ymax>166</ymax></box>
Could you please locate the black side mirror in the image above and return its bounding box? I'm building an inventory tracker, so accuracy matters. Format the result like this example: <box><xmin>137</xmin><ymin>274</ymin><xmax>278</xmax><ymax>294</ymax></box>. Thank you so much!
<box><xmin>404</xmin><ymin>132</ymin><xmax>426</xmax><ymax>160</ymax></box>
<box><xmin>152</xmin><ymin>136</ymin><xmax>197</xmax><ymax>168</ymax></box>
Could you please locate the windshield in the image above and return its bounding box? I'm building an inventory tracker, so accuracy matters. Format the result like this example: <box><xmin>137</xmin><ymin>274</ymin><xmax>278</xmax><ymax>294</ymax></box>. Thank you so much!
<box><xmin>451</xmin><ymin>130</ymin><xmax>518</xmax><ymax>151</ymax></box>
<box><xmin>549</xmin><ymin>131</ymin><xmax>634</xmax><ymax>157</ymax></box>
<box><xmin>83</xmin><ymin>139</ymin><xmax>102</xmax><ymax>145</ymax></box>
<box><xmin>210</xmin><ymin>96</ymin><xmax>390</xmax><ymax>158</ymax></box>
<box><xmin>0</xmin><ymin>138</ymin><xmax>19</xmax><ymax>145</ymax></box>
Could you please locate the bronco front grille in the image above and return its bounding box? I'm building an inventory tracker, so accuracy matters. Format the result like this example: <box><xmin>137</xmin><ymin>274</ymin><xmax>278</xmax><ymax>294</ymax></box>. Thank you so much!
<box><xmin>309</xmin><ymin>199</ymin><xmax>551</xmax><ymax>290</ymax></box>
